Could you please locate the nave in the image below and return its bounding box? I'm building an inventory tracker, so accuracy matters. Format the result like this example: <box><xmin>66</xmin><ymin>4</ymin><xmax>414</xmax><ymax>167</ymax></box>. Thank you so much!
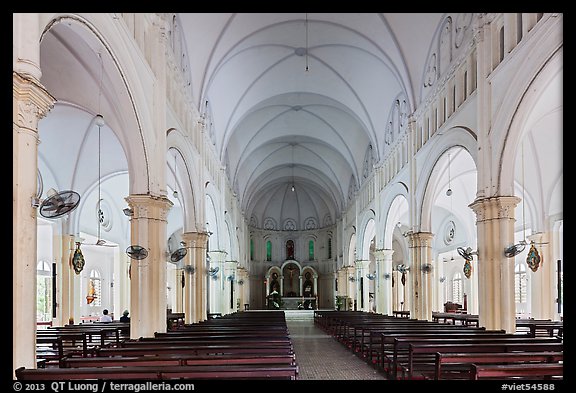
<box><xmin>286</xmin><ymin>310</ymin><xmax>385</xmax><ymax>380</ymax></box>
<box><xmin>16</xmin><ymin>309</ymin><xmax>562</xmax><ymax>381</ymax></box>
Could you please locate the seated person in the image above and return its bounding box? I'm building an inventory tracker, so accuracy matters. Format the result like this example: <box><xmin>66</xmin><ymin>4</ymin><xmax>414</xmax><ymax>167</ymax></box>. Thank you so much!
<box><xmin>119</xmin><ymin>310</ymin><xmax>130</xmax><ymax>323</ymax></box>
<box><xmin>100</xmin><ymin>309</ymin><xmax>113</xmax><ymax>322</ymax></box>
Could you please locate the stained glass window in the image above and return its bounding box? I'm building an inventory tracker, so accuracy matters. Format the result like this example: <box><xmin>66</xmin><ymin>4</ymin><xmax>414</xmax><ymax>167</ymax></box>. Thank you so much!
<box><xmin>89</xmin><ymin>269</ymin><xmax>102</xmax><ymax>307</ymax></box>
<box><xmin>515</xmin><ymin>263</ymin><xmax>527</xmax><ymax>303</ymax></box>
<box><xmin>266</xmin><ymin>240</ymin><xmax>272</xmax><ymax>262</ymax></box>
<box><xmin>36</xmin><ymin>260</ymin><xmax>52</xmax><ymax>322</ymax></box>
<box><xmin>309</xmin><ymin>240</ymin><xmax>314</xmax><ymax>261</ymax></box>
<box><xmin>452</xmin><ymin>273</ymin><xmax>463</xmax><ymax>304</ymax></box>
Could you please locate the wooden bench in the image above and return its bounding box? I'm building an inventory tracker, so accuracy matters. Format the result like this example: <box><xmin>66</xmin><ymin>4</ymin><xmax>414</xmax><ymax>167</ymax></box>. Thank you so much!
<box><xmin>36</xmin><ymin>332</ymin><xmax>93</xmax><ymax>365</ymax></box>
<box><xmin>389</xmin><ymin>336</ymin><xmax>561</xmax><ymax>380</ymax></box>
<box><xmin>516</xmin><ymin>320</ymin><xmax>563</xmax><ymax>338</ymax></box>
<box><xmin>366</xmin><ymin>329</ymin><xmax>507</xmax><ymax>368</ymax></box>
<box><xmin>400</xmin><ymin>340</ymin><xmax>563</xmax><ymax>380</ymax></box>
<box><xmin>15</xmin><ymin>364</ymin><xmax>298</xmax><ymax>380</ymax></box>
<box><xmin>470</xmin><ymin>363</ymin><xmax>563</xmax><ymax>380</ymax></box>
<box><xmin>62</xmin><ymin>353</ymin><xmax>297</xmax><ymax>368</ymax></box>
<box><xmin>433</xmin><ymin>351</ymin><xmax>563</xmax><ymax>380</ymax></box>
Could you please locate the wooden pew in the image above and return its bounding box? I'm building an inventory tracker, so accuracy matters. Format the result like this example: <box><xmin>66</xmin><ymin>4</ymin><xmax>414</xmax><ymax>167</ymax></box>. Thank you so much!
<box><xmin>390</xmin><ymin>336</ymin><xmax>561</xmax><ymax>380</ymax></box>
<box><xmin>400</xmin><ymin>340</ymin><xmax>563</xmax><ymax>380</ymax></box>
<box><xmin>36</xmin><ymin>332</ymin><xmax>91</xmax><ymax>365</ymax></box>
<box><xmin>516</xmin><ymin>320</ymin><xmax>563</xmax><ymax>338</ymax></box>
<box><xmin>433</xmin><ymin>351</ymin><xmax>563</xmax><ymax>380</ymax></box>
<box><xmin>367</xmin><ymin>329</ymin><xmax>507</xmax><ymax>368</ymax></box>
<box><xmin>15</xmin><ymin>364</ymin><xmax>298</xmax><ymax>380</ymax></box>
<box><xmin>62</xmin><ymin>353</ymin><xmax>297</xmax><ymax>368</ymax></box>
<box><xmin>470</xmin><ymin>363</ymin><xmax>563</xmax><ymax>380</ymax></box>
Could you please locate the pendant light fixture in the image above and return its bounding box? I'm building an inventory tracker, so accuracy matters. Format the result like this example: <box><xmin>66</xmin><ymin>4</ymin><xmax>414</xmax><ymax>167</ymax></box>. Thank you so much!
<box><xmin>446</xmin><ymin>152</ymin><xmax>453</xmax><ymax>196</ymax></box>
<box><xmin>291</xmin><ymin>144</ymin><xmax>295</xmax><ymax>192</ymax></box>
<box><xmin>173</xmin><ymin>151</ymin><xmax>179</xmax><ymax>199</ymax></box>
<box><xmin>305</xmin><ymin>13</ymin><xmax>309</xmax><ymax>72</ymax></box>
<box><xmin>95</xmin><ymin>52</ymin><xmax>107</xmax><ymax>246</ymax></box>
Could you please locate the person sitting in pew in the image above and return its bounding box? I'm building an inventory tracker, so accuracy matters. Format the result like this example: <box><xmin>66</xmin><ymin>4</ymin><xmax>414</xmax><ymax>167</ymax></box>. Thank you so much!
<box><xmin>120</xmin><ymin>310</ymin><xmax>130</xmax><ymax>323</ymax></box>
<box><xmin>100</xmin><ymin>309</ymin><xmax>113</xmax><ymax>323</ymax></box>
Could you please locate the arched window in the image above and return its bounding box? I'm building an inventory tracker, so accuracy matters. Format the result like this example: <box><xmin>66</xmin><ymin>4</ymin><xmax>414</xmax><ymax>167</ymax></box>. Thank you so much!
<box><xmin>88</xmin><ymin>269</ymin><xmax>102</xmax><ymax>307</ymax></box>
<box><xmin>266</xmin><ymin>240</ymin><xmax>272</xmax><ymax>262</ymax></box>
<box><xmin>308</xmin><ymin>239</ymin><xmax>314</xmax><ymax>261</ymax></box>
<box><xmin>452</xmin><ymin>273</ymin><xmax>463</xmax><ymax>304</ymax></box>
<box><xmin>250</xmin><ymin>238</ymin><xmax>254</xmax><ymax>261</ymax></box>
<box><xmin>515</xmin><ymin>263</ymin><xmax>528</xmax><ymax>304</ymax></box>
<box><xmin>327</xmin><ymin>237</ymin><xmax>332</xmax><ymax>259</ymax></box>
<box><xmin>286</xmin><ymin>240</ymin><xmax>294</xmax><ymax>260</ymax></box>
<box><xmin>36</xmin><ymin>260</ymin><xmax>52</xmax><ymax>322</ymax></box>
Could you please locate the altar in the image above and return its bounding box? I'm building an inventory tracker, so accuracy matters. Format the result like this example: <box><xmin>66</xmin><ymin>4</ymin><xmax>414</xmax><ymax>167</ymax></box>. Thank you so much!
<box><xmin>282</xmin><ymin>297</ymin><xmax>317</xmax><ymax>310</ymax></box>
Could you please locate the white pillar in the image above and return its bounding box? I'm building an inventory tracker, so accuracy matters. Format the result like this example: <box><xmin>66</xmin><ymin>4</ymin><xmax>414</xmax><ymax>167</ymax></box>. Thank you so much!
<box><xmin>355</xmin><ymin>260</ymin><xmax>371</xmax><ymax>311</ymax></box>
<box><xmin>13</xmin><ymin>72</ymin><xmax>55</xmax><ymax>373</ymax></box>
<box><xmin>208</xmin><ymin>250</ymin><xmax>226</xmax><ymax>315</ymax></box>
<box><xmin>374</xmin><ymin>249</ymin><xmax>394</xmax><ymax>315</ymax></box>
<box><xmin>470</xmin><ymin>196</ymin><xmax>520</xmax><ymax>333</ymax></box>
<box><xmin>223</xmin><ymin>260</ymin><xmax>238</xmax><ymax>314</ymax></box>
<box><xmin>345</xmin><ymin>266</ymin><xmax>356</xmax><ymax>309</ymax></box>
<box><xmin>528</xmin><ymin>232</ymin><xmax>555</xmax><ymax>320</ymax></box>
<box><xmin>125</xmin><ymin>194</ymin><xmax>172</xmax><ymax>338</ymax></box>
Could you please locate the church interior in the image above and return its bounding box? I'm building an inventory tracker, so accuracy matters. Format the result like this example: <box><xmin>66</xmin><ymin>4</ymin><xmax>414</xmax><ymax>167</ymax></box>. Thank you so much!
<box><xmin>13</xmin><ymin>13</ymin><xmax>562</xmax><ymax>381</ymax></box>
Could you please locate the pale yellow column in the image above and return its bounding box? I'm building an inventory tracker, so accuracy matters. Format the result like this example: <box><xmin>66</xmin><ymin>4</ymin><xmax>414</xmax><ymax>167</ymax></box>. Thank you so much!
<box><xmin>470</xmin><ymin>196</ymin><xmax>520</xmax><ymax>333</ymax></box>
<box><xmin>125</xmin><ymin>194</ymin><xmax>172</xmax><ymax>338</ymax></box>
<box><xmin>407</xmin><ymin>232</ymin><xmax>434</xmax><ymax>320</ymax></box>
<box><xmin>192</xmin><ymin>233</ymin><xmax>209</xmax><ymax>322</ymax></box>
<box><xmin>528</xmin><ymin>232</ymin><xmax>555</xmax><ymax>320</ymax></box>
<box><xmin>56</xmin><ymin>235</ymin><xmax>78</xmax><ymax>326</ymax></box>
<box><xmin>13</xmin><ymin>72</ymin><xmax>55</xmax><ymax>372</ymax></box>
<box><xmin>374</xmin><ymin>249</ymin><xmax>394</xmax><ymax>315</ymax></box>
<box><xmin>180</xmin><ymin>232</ymin><xmax>199</xmax><ymax>324</ymax></box>
<box><xmin>183</xmin><ymin>232</ymin><xmax>208</xmax><ymax>323</ymax></box>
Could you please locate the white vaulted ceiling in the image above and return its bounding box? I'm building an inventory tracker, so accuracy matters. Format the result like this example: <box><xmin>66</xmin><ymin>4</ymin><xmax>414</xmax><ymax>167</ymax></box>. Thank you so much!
<box><xmin>178</xmin><ymin>13</ymin><xmax>443</xmax><ymax>229</ymax></box>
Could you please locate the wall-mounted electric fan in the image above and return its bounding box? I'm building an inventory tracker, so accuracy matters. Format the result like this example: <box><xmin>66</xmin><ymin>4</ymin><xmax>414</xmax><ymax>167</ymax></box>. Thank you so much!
<box><xmin>38</xmin><ymin>189</ymin><xmax>81</xmax><ymax>219</ymax></box>
<box><xmin>126</xmin><ymin>245</ymin><xmax>148</xmax><ymax>260</ymax></box>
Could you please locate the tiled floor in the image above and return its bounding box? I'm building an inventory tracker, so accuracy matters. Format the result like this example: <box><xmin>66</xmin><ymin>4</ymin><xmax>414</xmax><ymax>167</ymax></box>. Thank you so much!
<box><xmin>285</xmin><ymin>310</ymin><xmax>386</xmax><ymax>380</ymax></box>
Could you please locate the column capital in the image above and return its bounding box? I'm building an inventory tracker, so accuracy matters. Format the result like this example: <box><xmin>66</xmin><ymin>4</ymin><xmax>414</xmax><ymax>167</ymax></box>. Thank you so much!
<box><xmin>208</xmin><ymin>250</ymin><xmax>228</xmax><ymax>262</ymax></box>
<box><xmin>125</xmin><ymin>194</ymin><xmax>173</xmax><ymax>221</ymax></box>
<box><xmin>374</xmin><ymin>248</ymin><xmax>394</xmax><ymax>260</ymax></box>
<box><xmin>407</xmin><ymin>232</ymin><xmax>434</xmax><ymax>248</ymax></box>
<box><xmin>354</xmin><ymin>259</ymin><xmax>371</xmax><ymax>269</ymax></box>
<box><xmin>181</xmin><ymin>231</ymin><xmax>209</xmax><ymax>248</ymax></box>
<box><xmin>13</xmin><ymin>71</ymin><xmax>56</xmax><ymax>130</ymax></box>
<box><xmin>469</xmin><ymin>196</ymin><xmax>521</xmax><ymax>222</ymax></box>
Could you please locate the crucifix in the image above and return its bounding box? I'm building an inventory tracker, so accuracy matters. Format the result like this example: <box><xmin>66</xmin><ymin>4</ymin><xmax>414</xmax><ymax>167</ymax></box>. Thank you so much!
<box><xmin>287</xmin><ymin>264</ymin><xmax>296</xmax><ymax>291</ymax></box>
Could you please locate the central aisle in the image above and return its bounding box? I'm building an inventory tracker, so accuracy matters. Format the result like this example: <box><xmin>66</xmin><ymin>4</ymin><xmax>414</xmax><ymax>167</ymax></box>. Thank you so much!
<box><xmin>285</xmin><ymin>310</ymin><xmax>386</xmax><ymax>380</ymax></box>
